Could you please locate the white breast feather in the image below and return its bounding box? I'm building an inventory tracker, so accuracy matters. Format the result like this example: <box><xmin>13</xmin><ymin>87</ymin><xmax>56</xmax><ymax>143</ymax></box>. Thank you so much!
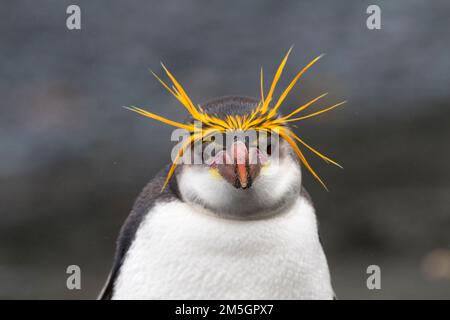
<box><xmin>112</xmin><ymin>196</ymin><xmax>334</xmax><ymax>300</ymax></box>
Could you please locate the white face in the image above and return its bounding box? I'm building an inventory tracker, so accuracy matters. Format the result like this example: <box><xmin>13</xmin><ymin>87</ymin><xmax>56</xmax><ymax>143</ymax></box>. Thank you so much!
<box><xmin>177</xmin><ymin>142</ymin><xmax>302</xmax><ymax>219</ymax></box>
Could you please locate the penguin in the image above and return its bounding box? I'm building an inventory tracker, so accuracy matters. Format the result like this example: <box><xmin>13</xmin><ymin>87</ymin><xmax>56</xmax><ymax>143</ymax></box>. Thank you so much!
<box><xmin>99</xmin><ymin>96</ymin><xmax>336</xmax><ymax>300</ymax></box>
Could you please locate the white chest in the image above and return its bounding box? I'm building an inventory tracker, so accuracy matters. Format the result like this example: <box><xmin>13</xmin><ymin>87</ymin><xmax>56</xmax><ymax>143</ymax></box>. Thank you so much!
<box><xmin>112</xmin><ymin>197</ymin><xmax>333</xmax><ymax>299</ymax></box>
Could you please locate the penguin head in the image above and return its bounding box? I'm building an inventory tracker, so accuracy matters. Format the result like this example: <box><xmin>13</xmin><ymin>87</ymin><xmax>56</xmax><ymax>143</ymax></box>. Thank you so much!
<box><xmin>126</xmin><ymin>49</ymin><xmax>344</xmax><ymax>218</ymax></box>
<box><xmin>175</xmin><ymin>96</ymin><xmax>303</xmax><ymax>218</ymax></box>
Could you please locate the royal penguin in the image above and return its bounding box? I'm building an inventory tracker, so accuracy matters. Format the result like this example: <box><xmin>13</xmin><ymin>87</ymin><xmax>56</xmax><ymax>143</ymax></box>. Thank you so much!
<box><xmin>100</xmin><ymin>51</ymin><xmax>343</xmax><ymax>299</ymax></box>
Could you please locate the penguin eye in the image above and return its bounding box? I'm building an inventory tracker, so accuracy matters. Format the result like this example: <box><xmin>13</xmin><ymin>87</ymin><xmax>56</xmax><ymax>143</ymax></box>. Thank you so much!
<box><xmin>257</xmin><ymin>132</ymin><xmax>272</xmax><ymax>155</ymax></box>
<box><xmin>202</xmin><ymin>134</ymin><xmax>225</xmax><ymax>149</ymax></box>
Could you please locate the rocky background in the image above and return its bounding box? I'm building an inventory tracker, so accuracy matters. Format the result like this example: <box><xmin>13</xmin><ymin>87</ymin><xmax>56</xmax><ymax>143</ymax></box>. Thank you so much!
<box><xmin>1</xmin><ymin>0</ymin><xmax>449</xmax><ymax>299</ymax></box>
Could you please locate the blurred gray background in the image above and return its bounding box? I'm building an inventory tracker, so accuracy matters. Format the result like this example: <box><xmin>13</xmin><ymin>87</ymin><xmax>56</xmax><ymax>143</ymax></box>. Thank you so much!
<box><xmin>1</xmin><ymin>0</ymin><xmax>449</xmax><ymax>299</ymax></box>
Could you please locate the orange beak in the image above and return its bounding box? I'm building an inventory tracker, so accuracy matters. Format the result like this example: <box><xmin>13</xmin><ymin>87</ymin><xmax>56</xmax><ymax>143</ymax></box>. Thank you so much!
<box><xmin>216</xmin><ymin>141</ymin><xmax>261</xmax><ymax>189</ymax></box>
<box><xmin>236</xmin><ymin>163</ymin><xmax>248</xmax><ymax>188</ymax></box>
<box><xmin>232</xmin><ymin>141</ymin><xmax>249</xmax><ymax>189</ymax></box>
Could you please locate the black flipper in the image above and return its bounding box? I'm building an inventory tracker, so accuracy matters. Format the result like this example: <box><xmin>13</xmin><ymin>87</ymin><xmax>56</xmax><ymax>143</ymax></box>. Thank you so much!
<box><xmin>98</xmin><ymin>165</ymin><xmax>180</xmax><ymax>299</ymax></box>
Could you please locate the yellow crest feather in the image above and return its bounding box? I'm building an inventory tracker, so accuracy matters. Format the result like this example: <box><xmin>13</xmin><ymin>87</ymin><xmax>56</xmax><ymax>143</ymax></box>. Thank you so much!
<box><xmin>127</xmin><ymin>49</ymin><xmax>345</xmax><ymax>191</ymax></box>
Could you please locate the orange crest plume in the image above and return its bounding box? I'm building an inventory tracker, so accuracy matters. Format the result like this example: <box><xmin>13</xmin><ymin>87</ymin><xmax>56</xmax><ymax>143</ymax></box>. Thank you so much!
<box><xmin>126</xmin><ymin>48</ymin><xmax>346</xmax><ymax>191</ymax></box>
